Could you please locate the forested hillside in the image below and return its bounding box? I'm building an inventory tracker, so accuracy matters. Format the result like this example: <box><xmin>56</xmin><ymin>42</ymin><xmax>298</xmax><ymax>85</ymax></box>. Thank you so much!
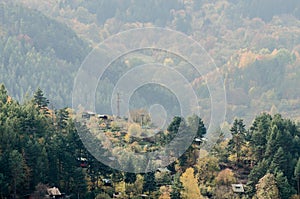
<box><xmin>0</xmin><ymin>2</ymin><xmax>89</xmax><ymax>107</ymax></box>
<box><xmin>1</xmin><ymin>0</ymin><xmax>300</xmax><ymax>124</ymax></box>
<box><xmin>0</xmin><ymin>85</ymin><xmax>300</xmax><ymax>198</ymax></box>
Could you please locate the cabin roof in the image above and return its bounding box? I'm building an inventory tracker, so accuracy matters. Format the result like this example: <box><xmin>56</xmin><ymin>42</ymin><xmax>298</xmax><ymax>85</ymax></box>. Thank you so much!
<box><xmin>47</xmin><ymin>187</ymin><xmax>61</xmax><ymax>196</ymax></box>
<box><xmin>231</xmin><ymin>184</ymin><xmax>244</xmax><ymax>193</ymax></box>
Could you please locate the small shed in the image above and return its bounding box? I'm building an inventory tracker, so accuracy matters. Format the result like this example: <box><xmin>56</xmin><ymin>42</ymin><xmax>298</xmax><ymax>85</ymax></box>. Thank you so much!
<box><xmin>231</xmin><ymin>184</ymin><xmax>245</xmax><ymax>193</ymax></box>
<box><xmin>102</xmin><ymin>179</ymin><xmax>112</xmax><ymax>186</ymax></box>
<box><xmin>113</xmin><ymin>192</ymin><xmax>122</xmax><ymax>198</ymax></box>
<box><xmin>47</xmin><ymin>187</ymin><xmax>65</xmax><ymax>198</ymax></box>
<box><xmin>99</xmin><ymin>122</ymin><xmax>107</xmax><ymax>129</ymax></box>
<box><xmin>98</xmin><ymin>114</ymin><xmax>108</xmax><ymax>120</ymax></box>
<box><xmin>140</xmin><ymin>194</ymin><xmax>149</xmax><ymax>198</ymax></box>
<box><xmin>47</xmin><ymin>187</ymin><xmax>61</xmax><ymax>196</ymax></box>
<box><xmin>194</xmin><ymin>137</ymin><xmax>207</xmax><ymax>144</ymax></box>
<box><xmin>156</xmin><ymin>167</ymin><xmax>171</xmax><ymax>173</ymax></box>
<box><xmin>82</xmin><ymin>111</ymin><xmax>96</xmax><ymax>119</ymax></box>
<box><xmin>77</xmin><ymin>157</ymin><xmax>88</xmax><ymax>168</ymax></box>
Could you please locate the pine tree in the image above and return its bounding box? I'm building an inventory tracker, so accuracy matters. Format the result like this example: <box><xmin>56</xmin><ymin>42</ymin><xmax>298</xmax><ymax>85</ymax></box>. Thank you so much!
<box><xmin>0</xmin><ymin>173</ymin><xmax>8</xmax><ymax>199</ymax></box>
<box><xmin>265</xmin><ymin>125</ymin><xmax>280</xmax><ymax>157</ymax></box>
<box><xmin>71</xmin><ymin>168</ymin><xmax>87</xmax><ymax>199</ymax></box>
<box><xmin>143</xmin><ymin>172</ymin><xmax>156</xmax><ymax>194</ymax></box>
<box><xmin>55</xmin><ymin>107</ymin><xmax>69</xmax><ymax>131</ymax></box>
<box><xmin>9</xmin><ymin>150</ymin><xmax>27</xmax><ymax>199</ymax></box>
<box><xmin>124</xmin><ymin>157</ymin><xmax>136</xmax><ymax>184</ymax></box>
<box><xmin>246</xmin><ymin>159</ymin><xmax>269</xmax><ymax>196</ymax></box>
<box><xmin>228</xmin><ymin>119</ymin><xmax>246</xmax><ymax>165</ymax></box>
<box><xmin>294</xmin><ymin>158</ymin><xmax>300</xmax><ymax>198</ymax></box>
<box><xmin>0</xmin><ymin>84</ymin><xmax>8</xmax><ymax>105</ymax></box>
<box><xmin>275</xmin><ymin>170</ymin><xmax>296</xmax><ymax>199</ymax></box>
<box><xmin>166</xmin><ymin>117</ymin><xmax>190</xmax><ymax>159</ymax></box>
<box><xmin>170</xmin><ymin>173</ymin><xmax>182</xmax><ymax>199</ymax></box>
<box><xmin>125</xmin><ymin>172</ymin><xmax>137</xmax><ymax>184</ymax></box>
<box><xmin>187</xmin><ymin>114</ymin><xmax>206</xmax><ymax>138</ymax></box>
<box><xmin>249</xmin><ymin>113</ymin><xmax>272</xmax><ymax>160</ymax></box>
<box><xmin>269</xmin><ymin>147</ymin><xmax>287</xmax><ymax>173</ymax></box>
<box><xmin>36</xmin><ymin>147</ymin><xmax>49</xmax><ymax>184</ymax></box>
<box><xmin>33</xmin><ymin>88</ymin><xmax>49</xmax><ymax>114</ymax></box>
<box><xmin>167</xmin><ymin>116</ymin><xmax>183</xmax><ymax>135</ymax></box>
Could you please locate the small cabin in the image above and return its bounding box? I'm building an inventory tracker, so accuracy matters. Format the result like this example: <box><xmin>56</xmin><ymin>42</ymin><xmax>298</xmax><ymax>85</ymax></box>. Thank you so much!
<box><xmin>99</xmin><ymin>122</ymin><xmax>107</xmax><ymax>129</ymax></box>
<box><xmin>113</xmin><ymin>192</ymin><xmax>122</xmax><ymax>198</ymax></box>
<box><xmin>98</xmin><ymin>114</ymin><xmax>108</xmax><ymax>120</ymax></box>
<box><xmin>194</xmin><ymin>138</ymin><xmax>202</xmax><ymax>144</ymax></box>
<box><xmin>77</xmin><ymin>157</ymin><xmax>88</xmax><ymax>168</ymax></box>
<box><xmin>82</xmin><ymin>111</ymin><xmax>96</xmax><ymax>119</ymax></box>
<box><xmin>140</xmin><ymin>194</ymin><xmax>149</xmax><ymax>198</ymax></box>
<box><xmin>156</xmin><ymin>167</ymin><xmax>171</xmax><ymax>173</ymax></box>
<box><xmin>194</xmin><ymin>137</ymin><xmax>208</xmax><ymax>144</ymax></box>
<box><xmin>231</xmin><ymin>184</ymin><xmax>245</xmax><ymax>193</ymax></box>
<box><xmin>47</xmin><ymin>187</ymin><xmax>66</xmax><ymax>198</ymax></box>
<box><xmin>102</xmin><ymin>179</ymin><xmax>112</xmax><ymax>186</ymax></box>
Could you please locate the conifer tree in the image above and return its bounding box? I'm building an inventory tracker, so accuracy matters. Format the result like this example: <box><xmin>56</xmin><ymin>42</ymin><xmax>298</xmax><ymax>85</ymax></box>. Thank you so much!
<box><xmin>228</xmin><ymin>119</ymin><xmax>246</xmax><ymax>164</ymax></box>
<box><xmin>143</xmin><ymin>172</ymin><xmax>156</xmax><ymax>194</ymax></box>
<box><xmin>33</xmin><ymin>88</ymin><xmax>49</xmax><ymax>114</ymax></box>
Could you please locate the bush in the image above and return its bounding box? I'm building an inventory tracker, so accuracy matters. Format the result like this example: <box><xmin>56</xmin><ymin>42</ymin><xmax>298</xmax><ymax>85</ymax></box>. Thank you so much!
<box><xmin>95</xmin><ymin>192</ymin><xmax>112</xmax><ymax>199</ymax></box>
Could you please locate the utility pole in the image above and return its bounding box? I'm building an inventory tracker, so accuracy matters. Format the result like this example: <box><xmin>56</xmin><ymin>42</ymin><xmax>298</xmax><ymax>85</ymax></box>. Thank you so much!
<box><xmin>140</xmin><ymin>113</ymin><xmax>144</xmax><ymax>127</ymax></box>
<box><xmin>117</xmin><ymin>92</ymin><xmax>121</xmax><ymax>118</ymax></box>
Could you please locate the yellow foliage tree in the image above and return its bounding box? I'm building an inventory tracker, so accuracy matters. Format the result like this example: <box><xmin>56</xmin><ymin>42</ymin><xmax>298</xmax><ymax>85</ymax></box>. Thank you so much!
<box><xmin>126</xmin><ymin>174</ymin><xmax>144</xmax><ymax>197</ymax></box>
<box><xmin>254</xmin><ymin>173</ymin><xmax>280</xmax><ymax>199</ymax></box>
<box><xmin>124</xmin><ymin>133</ymin><xmax>131</xmax><ymax>143</ymax></box>
<box><xmin>163</xmin><ymin>57</ymin><xmax>174</xmax><ymax>66</ymax></box>
<box><xmin>239</xmin><ymin>51</ymin><xmax>257</xmax><ymax>68</ymax></box>
<box><xmin>180</xmin><ymin>167</ymin><xmax>204</xmax><ymax>199</ymax></box>
<box><xmin>196</xmin><ymin>156</ymin><xmax>219</xmax><ymax>184</ymax></box>
<box><xmin>128</xmin><ymin>123</ymin><xmax>142</xmax><ymax>137</ymax></box>
<box><xmin>216</xmin><ymin>168</ymin><xmax>236</xmax><ymax>185</ymax></box>
<box><xmin>159</xmin><ymin>186</ymin><xmax>171</xmax><ymax>199</ymax></box>
<box><xmin>134</xmin><ymin>174</ymin><xmax>144</xmax><ymax>195</ymax></box>
<box><xmin>115</xmin><ymin>181</ymin><xmax>126</xmax><ymax>194</ymax></box>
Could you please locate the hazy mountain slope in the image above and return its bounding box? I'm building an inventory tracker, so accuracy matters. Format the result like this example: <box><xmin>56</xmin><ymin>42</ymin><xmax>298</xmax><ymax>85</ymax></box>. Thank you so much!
<box><xmin>0</xmin><ymin>2</ymin><xmax>89</xmax><ymax>107</ymax></box>
<box><xmin>1</xmin><ymin>0</ymin><xmax>300</xmax><ymax>124</ymax></box>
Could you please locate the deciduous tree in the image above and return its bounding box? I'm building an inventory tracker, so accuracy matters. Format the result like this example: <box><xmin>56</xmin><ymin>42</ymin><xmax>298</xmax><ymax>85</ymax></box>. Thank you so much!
<box><xmin>254</xmin><ymin>173</ymin><xmax>280</xmax><ymax>199</ymax></box>
<box><xmin>180</xmin><ymin>167</ymin><xmax>203</xmax><ymax>199</ymax></box>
